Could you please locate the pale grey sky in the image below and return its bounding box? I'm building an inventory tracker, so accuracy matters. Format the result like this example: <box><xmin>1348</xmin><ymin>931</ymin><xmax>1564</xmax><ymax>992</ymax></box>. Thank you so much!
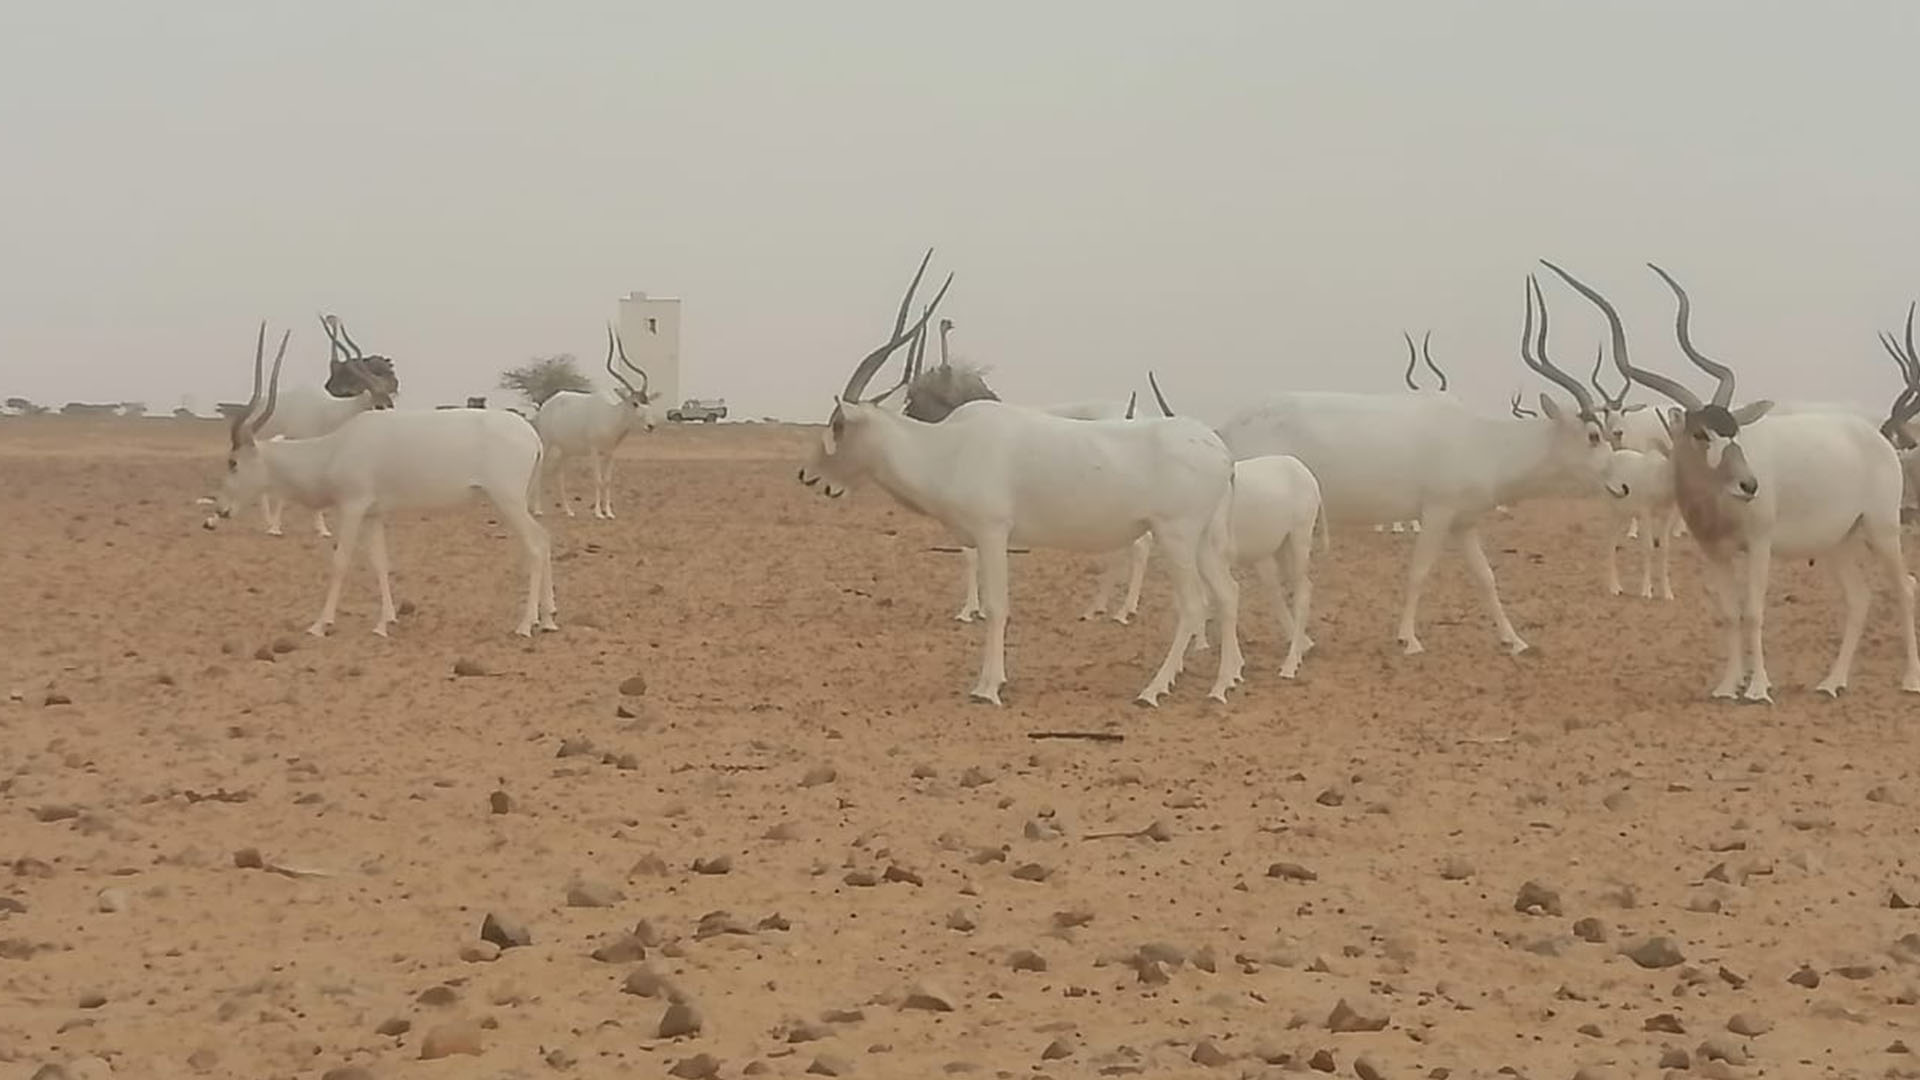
<box><xmin>3</xmin><ymin>1</ymin><xmax>1917</xmax><ymax>423</ymax></box>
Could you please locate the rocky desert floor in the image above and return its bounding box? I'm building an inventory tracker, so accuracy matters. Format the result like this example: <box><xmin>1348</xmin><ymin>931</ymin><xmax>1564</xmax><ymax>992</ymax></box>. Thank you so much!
<box><xmin>3</xmin><ymin>415</ymin><xmax>1919</xmax><ymax>1080</ymax></box>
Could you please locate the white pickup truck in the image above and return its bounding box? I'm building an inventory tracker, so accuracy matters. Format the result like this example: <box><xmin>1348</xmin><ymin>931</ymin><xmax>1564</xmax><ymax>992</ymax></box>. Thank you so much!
<box><xmin>667</xmin><ymin>398</ymin><xmax>728</xmax><ymax>423</ymax></box>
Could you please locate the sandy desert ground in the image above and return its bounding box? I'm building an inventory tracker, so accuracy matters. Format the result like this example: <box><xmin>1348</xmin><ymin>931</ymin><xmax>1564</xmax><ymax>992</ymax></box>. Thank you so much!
<box><xmin>3</xmin><ymin>415</ymin><xmax>1919</xmax><ymax>1080</ymax></box>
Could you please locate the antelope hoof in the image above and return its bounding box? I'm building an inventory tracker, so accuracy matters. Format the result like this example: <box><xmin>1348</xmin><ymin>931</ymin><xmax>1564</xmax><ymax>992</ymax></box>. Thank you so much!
<box><xmin>266</xmin><ymin>527</ymin><xmax>285</xmax><ymax>538</ymax></box>
<box><xmin>1741</xmin><ymin>688</ymin><xmax>1775</xmax><ymax>705</ymax></box>
<box><xmin>967</xmin><ymin>689</ymin><xmax>1003</xmax><ymax>706</ymax></box>
<box><xmin>539</xmin><ymin>618</ymin><xmax>560</xmax><ymax>633</ymax></box>
<box><xmin>1814</xmin><ymin>680</ymin><xmax>1845</xmax><ymax>698</ymax></box>
<box><xmin>954</xmin><ymin>610</ymin><xmax>981</xmax><ymax>623</ymax></box>
<box><xmin>1398</xmin><ymin>637</ymin><xmax>1424</xmax><ymax>656</ymax></box>
<box><xmin>1134</xmin><ymin>690</ymin><xmax>1164</xmax><ymax>708</ymax></box>
<box><xmin>1111</xmin><ymin>612</ymin><xmax>1133</xmax><ymax>625</ymax></box>
<box><xmin>306</xmin><ymin>622</ymin><xmax>331</xmax><ymax>638</ymax></box>
<box><xmin>513</xmin><ymin>625</ymin><xmax>534</xmax><ymax>638</ymax></box>
<box><xmin>1505</xmin><ymin>639</ymin><xmax>1531</xmax><ymax>656</ymax></box>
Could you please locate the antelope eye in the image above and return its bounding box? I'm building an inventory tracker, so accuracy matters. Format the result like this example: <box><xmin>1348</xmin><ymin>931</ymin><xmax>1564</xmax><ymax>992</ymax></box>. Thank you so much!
<box><xmin>226</xmin><ymin>458</ymin><xmax>236</xmax><ymax>472</ymax></box>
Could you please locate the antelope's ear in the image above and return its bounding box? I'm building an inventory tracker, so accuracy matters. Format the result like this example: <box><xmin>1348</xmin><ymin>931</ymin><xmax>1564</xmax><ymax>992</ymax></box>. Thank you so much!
<box><xmin>1655</xmin><ymin>408</ymin><xmax>1678</xmax><ymax>440</ymax></box>
<box><xmin>1731</xmin><ymin>400</ymin><xmax>1774</xmax><ymax>425</ymax></box>
<box><xmin>1538</xmin><ymin>394</ymin><xmax>1563</xmax><ymax>420</ymax></box>
<box><xmin>1623</xmin><ymin>403</ymin><xmax>1646</xmax><ymax>413</ymax></box>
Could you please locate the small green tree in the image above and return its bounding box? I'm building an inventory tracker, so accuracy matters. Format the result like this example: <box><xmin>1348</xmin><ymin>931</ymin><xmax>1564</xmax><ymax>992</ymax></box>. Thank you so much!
<box><xmin>499</xmin><ymin>354</ymin><xmax>592</xmax><ymax>407</ymax></box>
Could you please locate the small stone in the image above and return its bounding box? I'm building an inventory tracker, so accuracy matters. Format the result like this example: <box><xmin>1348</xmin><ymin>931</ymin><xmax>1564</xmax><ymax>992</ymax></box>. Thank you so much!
<box><xmin>621</xmin><ymin>965</ymin><xmax>678</xmax><ymax>999</ymax></box>
<box><xmin>591</xmin><ymin>936</ymin><xmax>647</xmax><ymax>963</ymax></box>
<box><xmin>903</xmin><ymin>982</ymin><xmax>956</xmax><ymax>1011</ymax></box>
<box><xmin>1316</xmin><ymin>786</ymin><xmax>1347</xmax><ymax>807</ymax></box>
<box><xmin>958</xmin><ymin>766</ymin><xmax>993</xmax><ymax>788</ymax></box>
<box><xmin>1572</xmin><ymin>917</ymin><xmax>1608</xmax><ymax>943</ymax></box>
<box><xmin>1623</xmin><ymin>936</ymin><xmax>1684</xmax><ymax>969</ymax></box>
<box><xmin>659</xmin><ymin>1001</ymin><xmax>704</xmax><ymax>1038</ymax></box>
<box><xmin>619</xmin><ymin>674</ymin><xmax>648</xmax><ymax>696</ymax></box>
<box><xmin>77</xmin><ymin>992</ymin><xmax>106</xmax><ymax>1009</ymax></box>
<box><xmin>882</xmin><ymin>864</ymin><xmax>923</xmax><ymax>886</ymax></box>
<box><xmin>1327</xmin><ymin>996</ymin><xmax>1390</xmax><ymax>1032</ymax></box>
<box><xmin>460</xmin><ymin>941</ymin><xmax>501</xmax><ymax>963</ymax></box>
<box><xmin>787</xmin><ymin>1020</ymin><xmax>830</xmax><ymax>1043</ymax></box>
<box><xmin>668</xmin><ymin>1054</ymin><xmax>721</xmax><ymax>1079</ymax></box>
<box><xmin>800</xmin><ymin>765</ymin><xmax>837</xmax><ymax>788</ymax></box>
<box><xmin>946</xmin><ymin>908</ymin><xmax>978</xmax><ymax>932</ymax></box>
<box><xmin>1644</xmin><ymin>1013</ymin><xmax>1686</xmax><ymax>1034</ymax></box>
<box><xmin>488</xmin><ymin>790</ymin><xmax>512</xmax><ymax>814</ymax></box>
<box><xmin>1191</xmin><ymin>1040</ymin><xmax>1232</xmax><ymax>1067</ymax></box>
<box><xmin>479</xmin><ymin>912</ymin><xmax>531</xmax><ymax>949</ymax></box>
<box><xmin>1696</xmin><ymin>1036</ymin><xmax>1748</xmax><ymax>1065</ymax></box>
<box><xmin>451</xmin><ymin>658</ymin><xmax>489</xmax><ymax>677</ymax></box>
<box><xmin>1514</xmin><ymin>881</ymin><xmax>1562</xmax><ymax>916</ymax></box>
<box><xmin>1658</xmin><ymin>1048</ymin><xmax>1691</xmax><ymax>1069</ymax></box>
<box><xmin>566</xmin><ymin>878</ymin><xmax>624</xmax><ymax>907</ymax></box>
<box><xmin>186</xmin><ymin>1047</ymin><xmax>220</xmax><ymax>1073</ymax></box>
<box><xmin>42</xmin><ymin>692</ymin><xmax>72</xmax><ymax>707</ymax></box>
<box><xmin>1053</xmin><ymin>908</ymin><xmax>1095</xmax><ymax>929</ymax></box>
<box><xmin>419</xmin><ymin>1020</ymin><xmax>484</xmax><ymax>1059</ymax></box>
<box><xmin>806</xmin><ymin>1054</ymin><xmax>853</xmax><ymax>1076</ymax></box>
<box><xmin>844</xmin><ymin>869</ymin><xmax>879</xmax><ymax>887</ymax></box>
<box><xmin>376</xmin><ymin>1016</ymin><xmax>411</xmax><ymax>1036</ymax></box>
<box><xmin>1041</xmin><ymin>1038</ymin><xmax>1076</xmax><ymax>1060</ymax></box>
<box><xmin>321</xmin><ymin>1068</ymin><xmax>376</xmax><ymax>1080</ymax></box>
<box><xmin>1788</xmin><ymin>966</ymin><xmax>1821</xmax><ymax>988</ymax></box>
<box><xmin>34</xmin><ymin>805</ymin><xmax>80</xmax><ymax>823</ymax></box>
<box><xmin>1727</xmin><ymin>1012</ymin><xmax>1772</xmax><ymax>1036</ymax></box>
<box><xmin>416</xmin><ymin>984</ymin><xmax>459</xmax><ymax>1006</ymax></box>
<box><xmin>229</xmin><ymin>845</ymin><xmax>264</xmax><ymax>867</ymax></box>
<box><xmin>95</xmin><ymin>889</ymin><xmax>128</xmax><ymax>914</ymax></box>
<box><xmin>1439</xmin><ymin>857</ymin><xmax>1475</xmax><ymax>881</ymax></box>
<box><xmin>1010</xmin><ymin>862</ymin><xmax>1051</xmax><ymax>882</ymax></box>
<box><xmin>1009</xmin><ymin>949</ymin><xmax>1048</xmax><ymax>972</ymax></box>
<box><xmin>692</xmin><ymin>855</ymin><xmax>733</xmax><ymax>875</ymax></box>
<box><xmin>1309</xmin><ymin>1048</ymin><xmax>1337</xmax><ymax>1071</ymax></box>
<box><xmin>1602</xmin><ymin>789</ymin><xmax>1636</xmax><ymax>811</ymax></box>
<box><xmin>1355</xmin><ymin>1056</ymin><xmax>1390</xmax><ymax>1080</ymax></box>
<box><xmin>1268</xmin><ymin>861</ymin><xmax>1318</xmax><ymax>882</ymax></box>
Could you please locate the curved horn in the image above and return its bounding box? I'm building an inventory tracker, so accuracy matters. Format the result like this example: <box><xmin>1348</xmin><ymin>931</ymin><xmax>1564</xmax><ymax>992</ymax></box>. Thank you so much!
<box><xmin>334</xmin><ymin>318</ymin><xmax>365</xmax><ymax>360</ymax></box>
<box><xmin>318</xmin><ymin>313</ymin><xmax>346</xmax><ymax>364</ymax></box>
<box><xmin>1538</xmin><ymin>260</ymin><xmax>1703</xmax><ymax>411</ymax></box>
<box><xmin>1518</xmin><ymin>275</ymin><xmax>1599</xmax><ymax>417</ymax></box>
<box><xmin>1884</xmin><ymin>302</ymin><xmax>1920</xmax><ymax>439</ymax></box>
<box><xmin>613</xmin><ymin>326</ymin><xmax>649</xmax><ymax>397</ymax></box>
<box><xmin>1420</xmin><ymin>331</ymin><xmax>1448</xmax><ymax>392</ymax></box>
<box><xmin>1587</xmin><ymin>341</ymin><xmax>1627</xmax><ymax>410</ymax></box>
<box><xmin>231</xmin><ymin>321</ymin><xmax>268</xmax><ymax>446</ymax></box>
<box><xmin>841</xmin><ymin>257</ymin><xmax>953</xmax><ymax>403</ymax></box>
<box><xmin>605</xmin><ymin>325</ymin><xmax>637</xmax><ymax>396</ymax></box>
<box><xmin>1508</xmin><ymin>389</ymin><xmax>1537</xmax><ymax>419</ymax></box>
<box><xmin>938</xmin><ymin>317</ymin><xmax>953</xmax><ymax>370</ymax></box>
<box><xmin>1147</xmin><ymin>371</ymin><xmax>1174</xmax><ymax>416</ymax></box>
<box><xmin>1402</xmin><ymin>332</ymin><xmax>1421</xmax><ymax>391</ymax></box>
<box><xmin>250</xmin><ymin>328</ymin><xmax>290</xmax><ymax>433</ymax></box>
<box><xmin>1646</xmin><ymin>263</ymin><xmax>1735</xmax><ymax>408</ymax></box>
<box><xmin>1125</xmin><ymin>390</ymin><xmax>1137</xmax><ymax>420</ymax></box>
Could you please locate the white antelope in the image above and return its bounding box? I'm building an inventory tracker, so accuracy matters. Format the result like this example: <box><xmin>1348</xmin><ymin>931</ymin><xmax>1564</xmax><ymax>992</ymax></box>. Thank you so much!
<box><xmin>1215</xmin><ymin>276</ymin><xmax>1612</xmax><ymax>655</ymax></box>
<box><xmin>798</xmin><ymin>250</ymin><xmax>1243</xmax><ymax>706</ymax></box>
<box><xmin>212</xmin><ymin>323</ymin><xmax>558</xmax><ymax>638</ymax></box>
<box><xmin>1600</xmin><ymin>440</ymin><xmax>1679</xmax><ymax>600</ymax></box>
<box><xmin>1140</xmin><ymin>377</ymin><xmax>1326</xmax><ymax>679</ymax></box>
<box><xmin>905</xmin><ymin>318</ymin><xmax>1155</xmax><ymax>626</ymax></box>
<box><xmin>1543</xmin><ymin>260</ymin><xmax>1920</xmax><ymax>701</ymax></box>
<box><xmin>251</xmin><ymin>315</ymin><xmax>400</xmax><ymax>538</ymax></box>
<box><xmin>1873</xmin><ymin>318</ymin><xmax>1920</xmax><ymax>514</ymax></box>
<box><xmin>531</xmin><ymin>327</ymin><xmax>657</xmax><ymax>519</ymax></box>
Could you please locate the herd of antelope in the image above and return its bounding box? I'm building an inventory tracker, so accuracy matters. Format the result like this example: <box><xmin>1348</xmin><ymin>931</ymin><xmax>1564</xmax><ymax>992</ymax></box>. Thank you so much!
<box><xmin>201</xmin><ymin>254</ymin><xmax>1920</xmax><ymax>706</ymax></box>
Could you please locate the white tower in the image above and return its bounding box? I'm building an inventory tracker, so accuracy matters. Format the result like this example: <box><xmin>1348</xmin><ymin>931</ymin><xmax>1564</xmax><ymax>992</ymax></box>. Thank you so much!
<box><xmin>616</xmin><ymin>292</ymin><xmax>682</xmax><ymax>410</ymax></box>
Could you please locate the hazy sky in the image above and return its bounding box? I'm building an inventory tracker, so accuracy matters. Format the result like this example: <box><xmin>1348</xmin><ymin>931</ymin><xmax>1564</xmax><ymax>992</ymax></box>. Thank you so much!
<box><xmin>4</xmin><ymin>1</ymin><xmax>1919</xmax><ymax>423</ymax></box>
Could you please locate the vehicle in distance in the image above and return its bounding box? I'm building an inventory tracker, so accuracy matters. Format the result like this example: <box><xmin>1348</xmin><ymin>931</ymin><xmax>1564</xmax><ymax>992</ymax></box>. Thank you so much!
<box><xmin>667</xmin><ymin>398</ymin><xmax>728</xmax><ymax>423</ymax></box>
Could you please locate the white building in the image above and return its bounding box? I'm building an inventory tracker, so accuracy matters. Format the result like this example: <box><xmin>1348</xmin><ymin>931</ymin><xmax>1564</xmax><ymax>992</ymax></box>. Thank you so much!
<box><xmin>616</xmin><ymin>291</ymin><xmax>682</xmax><ymax>410</ymax></box>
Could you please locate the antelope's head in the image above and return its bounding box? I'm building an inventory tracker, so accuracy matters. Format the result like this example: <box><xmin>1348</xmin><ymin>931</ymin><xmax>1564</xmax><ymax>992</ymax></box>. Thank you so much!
<box><xmin>604</xmin><ymin>324</ymin><xmax>657</xmax><ymax>431</ymax></box>
<box><xmin>798</xmin><ymin>248</ymin><xmax>952</xmax><ymax>498</ymax></box>
<box><xmin>210</xmin><ymin>322</ymin><xmax>291</xmax><ymax>527</ymax></box>
<box><xmin>319</xmin><ymin>314</ymin><xmax>399</xmax><ymax>407</ymax></box>
<box><xmin>1876</xmin><ymin>303</ymin><xmax>1920</xmax><ymax>452</ymax></box>
<box><xmin>1543</xmin><ymin>260</ymin><xmax>1769</xmax><ymax>504</ymax></box>
<box><xmin>1583</xmin><ymin>341</ymin><xmax>1646</xmax><ymax>448</ymax></box>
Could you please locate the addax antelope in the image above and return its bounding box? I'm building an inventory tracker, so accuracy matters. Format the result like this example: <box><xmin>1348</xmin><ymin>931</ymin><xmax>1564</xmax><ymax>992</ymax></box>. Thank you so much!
<box><xmin>211</xmin><ymin>323</ymin><xmax>557</xmax><ymax>638</ymax></box>
<box><xmin>1542</xmin><ymin>260</ymin><xmax>1920</xmax><ymax>701</ymax></box>
<box><xmin>1215</xmin><ymin>276</ymin><xmax>1613</xmax><ymax>655</ymax></box>
<box><xmin>532</xmin><ymin>326</ymin><xmax>657</xmax><ymax>519</ymax></box>
<box><xmin>798</xmin><ymin>250</ymin><xmax>1242</xmax><ymax>706</ymax></box>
